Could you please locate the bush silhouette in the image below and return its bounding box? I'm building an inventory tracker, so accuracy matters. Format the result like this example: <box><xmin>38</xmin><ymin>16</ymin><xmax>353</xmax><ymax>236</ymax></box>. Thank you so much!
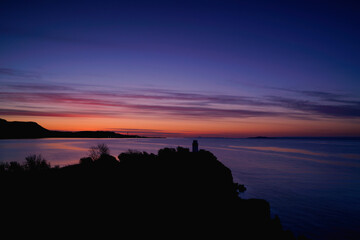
<box><xmin>8</xmin><ymin>161</ymin><xmax>23</xmax><ymax>173</ymax></box>
<box><xmin>80</xmin><ymin>157</ymin><xmax>93</xmax><ymax>165</ymax></box>
<box><xmin>24</xmin><ymin>154</ymin><xmax>50</xmax><ymax>171</ymax></box>
<box><xmin>88</xmin><ymin>143</ymin><xmax>110</xmax><ymax>161</ymax></box>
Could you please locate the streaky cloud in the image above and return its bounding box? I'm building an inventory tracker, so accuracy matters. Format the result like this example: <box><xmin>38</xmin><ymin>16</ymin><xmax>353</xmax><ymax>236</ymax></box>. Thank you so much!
<box><xmin>3</xmin><ymin>83</ymin><xmax>73</xmax><ymax>92</ymax></box>
<box><xmin>298</xmin><ymin>90</ymin><xmax>345</xmax><ymax>99</ymax></box>
<box><xmin>2</xmin><ymin>81</ymin><xmax>360</xmax><ymax>119</ymax></box>
<box><xmin>0</xmin><ymin>90</ymin><xmax>280</xmax><ymax>119</ymax></box>
<box><xmin>272</xmin><ymin>87</ymin><xmax>360</xmax><ymax>103</ymax></box>
<box><xmin>0</xmin><ymin>67</ymin><xmax>41</xmax><ymax>80</ymax></box>
<box><xmin>106</xmin><ymin>128</ymin><xmax>184</xmax><ymax>137</ymax></box>
<box><xmin>269</xmin><ymin>96</ymin><xmax>360</xmax><ymax>118</ymax></box>
<box><xmin>0</xmin><ymin>108</ymin><xmax>90</xmax><ymax>118</ymax></box>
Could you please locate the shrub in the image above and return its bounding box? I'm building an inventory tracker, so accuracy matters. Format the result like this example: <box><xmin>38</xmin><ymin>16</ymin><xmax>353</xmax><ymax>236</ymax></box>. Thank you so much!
<box><xmin>24</xmin><ymin>154</ymin><xmax>51</xmax><ymax>171</ymax></box>
<box><xmin>88</xmin><ymin>143</ymin><xmax>110</xmax><ymax>161</ymax></box>
<box><xmin>0</xmin><ymin>162</ymin><xmax>9</xmax><ymax>173</ymax></box>
<box><xmin>8</xmin><ymin>161</ymin><xmax>24</xmax><ymax>173</ymax></box>
<box><xmin>80</xmin><ymin>157</ymin><xmax>93</xmax><ymax>165</ymax></box>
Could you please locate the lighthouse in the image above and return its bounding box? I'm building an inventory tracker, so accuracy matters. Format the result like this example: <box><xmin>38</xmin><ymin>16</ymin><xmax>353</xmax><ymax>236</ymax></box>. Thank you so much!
<box><xmin>192</xmin><ymin>140</ymin><xmax>199</xmax><ymax>153</ymax></box>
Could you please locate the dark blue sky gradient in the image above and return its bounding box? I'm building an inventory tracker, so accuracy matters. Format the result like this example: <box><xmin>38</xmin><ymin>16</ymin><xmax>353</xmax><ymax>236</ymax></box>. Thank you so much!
<box><xmin>0</xmin><ymin>0</ymin><xmax>359</xmax><ymax>136</ymax></box>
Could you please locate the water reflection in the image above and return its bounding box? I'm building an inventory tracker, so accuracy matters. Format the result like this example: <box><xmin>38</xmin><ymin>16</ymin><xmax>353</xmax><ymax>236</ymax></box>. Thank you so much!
<box><xmin>0</xmin><ymin>138</ymin><xmax>359</xmax><ymax>240</ymax></box>
<box><xmin>42</xmin><ymin>142</ymin><xmax>88</xmax><ymax>151</ymax></box>
<box><xmin>230</xmin><ymin>145</ymin><xmax>328</xmax><ymax>156</ymax></box>
<box><xmin>227</xmin><ymin>145</ymin><xmax>360</xmax><ymax>168</ymax></box>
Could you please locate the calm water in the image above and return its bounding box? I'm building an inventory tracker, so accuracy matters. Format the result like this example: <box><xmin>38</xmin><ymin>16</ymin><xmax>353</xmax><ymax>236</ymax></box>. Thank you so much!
<box><xmin>1</xmin><ymin>138</ymin><xmax>360</xmax><ymax>240</ymax></box>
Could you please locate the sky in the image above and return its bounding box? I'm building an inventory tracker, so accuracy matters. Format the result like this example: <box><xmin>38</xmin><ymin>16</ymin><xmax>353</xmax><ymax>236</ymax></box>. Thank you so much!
<box><xmin>1</xmin><ymin>0</ymin><xmax>360</xmax><ymax>137</ymax></box>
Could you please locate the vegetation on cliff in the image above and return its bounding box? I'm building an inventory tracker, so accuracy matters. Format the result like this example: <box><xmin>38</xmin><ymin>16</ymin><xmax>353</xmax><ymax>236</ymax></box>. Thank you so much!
<box><xmin>0</xmin><ymin>144</ymin><xmax>307</xmax><ymax>239</ymax></box>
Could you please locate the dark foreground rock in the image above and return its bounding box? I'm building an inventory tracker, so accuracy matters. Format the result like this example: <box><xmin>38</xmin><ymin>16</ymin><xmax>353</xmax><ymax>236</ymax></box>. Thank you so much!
<box><xmin>1</xmin><ymin>147</ymin><xmax>306</xmax><ymax>239</ymax></box>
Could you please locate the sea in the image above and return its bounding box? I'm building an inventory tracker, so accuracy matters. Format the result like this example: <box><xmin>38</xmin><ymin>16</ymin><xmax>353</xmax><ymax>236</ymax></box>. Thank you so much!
<box><xmin>0</xmin><ymin>137</ymin><xmax>359</xmax><ymax>240</ymax></box>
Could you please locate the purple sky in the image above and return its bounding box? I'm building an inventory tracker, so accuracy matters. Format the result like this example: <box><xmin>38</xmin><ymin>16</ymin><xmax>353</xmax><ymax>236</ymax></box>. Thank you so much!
<box><xmin>0</xmin><ymin>0</ymin><xmax>359</xmax><ymax>137</ymax></box>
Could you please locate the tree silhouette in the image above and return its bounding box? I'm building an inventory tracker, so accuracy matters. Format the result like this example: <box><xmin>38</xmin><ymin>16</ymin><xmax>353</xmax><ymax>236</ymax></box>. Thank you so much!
<box><xmin>8</xmin><ymin>161</ymin><xmax>23</xmax><ymax>173</ymax></box>
<box><xmin>24</xmin><ymin>154</ymin><xmax>50</xmax><ymax>171</ymax></box>
<box><xmin>88</xmin><ymin>143</ymin><xmax>110</xmax><ymax>161</ymax></box>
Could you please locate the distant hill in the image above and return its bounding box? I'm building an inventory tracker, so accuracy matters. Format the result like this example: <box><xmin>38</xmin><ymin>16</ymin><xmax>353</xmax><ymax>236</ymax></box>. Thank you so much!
<box><xmin>247</xmin><ymin>136</ymin><xmax>273</xmax><ymax>139</ymax></box>
<box><xmin>0</xmin><ymin>118</ymin><xmax>143</xmax><ymax>139</ymax></box>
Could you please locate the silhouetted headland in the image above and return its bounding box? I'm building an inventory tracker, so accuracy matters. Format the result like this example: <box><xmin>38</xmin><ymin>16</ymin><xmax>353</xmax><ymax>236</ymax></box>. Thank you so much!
<box><xmin>1</xmin><ymin>142</ymin><xmax>308</xmax><ymax>239</ymax></box>
<box><xmin>0</xmin><ymin>118</ymin><xmax>144</xmax><ymax>139</ymax></box>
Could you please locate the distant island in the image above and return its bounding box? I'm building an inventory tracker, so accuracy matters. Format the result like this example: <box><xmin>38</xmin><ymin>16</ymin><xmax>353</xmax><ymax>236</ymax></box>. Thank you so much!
<box><xmin>0</xmin><ymin>118</ymin><xmax>144</xmax><ymax>139</ymax></box>
<box><xmin>248</xmin><ymin>136</ymin><xmax>274</xmax><ymax>139</ymax></box>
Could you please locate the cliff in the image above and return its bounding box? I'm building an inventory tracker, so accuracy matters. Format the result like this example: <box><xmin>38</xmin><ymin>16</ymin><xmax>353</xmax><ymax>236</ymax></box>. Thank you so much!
<box><xmin>0</xmin><ymin>147</ymin><xmax>306</xmax><ymax>239</ymax></box>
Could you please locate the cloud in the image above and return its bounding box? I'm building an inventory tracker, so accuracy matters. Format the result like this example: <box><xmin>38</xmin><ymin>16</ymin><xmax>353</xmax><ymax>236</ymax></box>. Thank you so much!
<box><xmin>0</xmin><ymin>67</ymin><xmax>41</xmax><ymax>80</ymax></box>
<box><xmin>89</xmin><ymin>88</ymin><xmax>271</xmax><ymax>107</ymax></box>
<box><xmin>1</xmin><ymin>81</ymin><xmax>360</xmax><ymax>120</ymax></box>
<box><xmin>298</xmin><ymin>90</ymin><xmax>345</xmax><ymax>99</ymax></box>
<box><xmin>0</xmin><ymin>108</ymin><xmax>102</xmax><ymax>118</ymax></box>
<box><xmin>124</xmin><ymin>103</ymin><xmax>277</xmax><ymax>118</ymax></box>
<box><xmin>0</xmin><ymin>88</ymin><xmax>279</xmax><ymax>119</ymax></box>
<box><xmin>106</xmin><ymin>128</ymin><xmax>184</xmax><ymax>137</ymax></box>
<box><xmin>273</xmin><ymin>87</ymin><xmax>360</xmax><ymax>104</ymax></box>
<box><xmin>268</xmin><ymin>96</ymin><xmax>360</xmax><ymax>118</ymax></box>
<box><xmin>4</xmin><ymin>83</ymin><xmax>73</xmax><ymax>91</ymax></box>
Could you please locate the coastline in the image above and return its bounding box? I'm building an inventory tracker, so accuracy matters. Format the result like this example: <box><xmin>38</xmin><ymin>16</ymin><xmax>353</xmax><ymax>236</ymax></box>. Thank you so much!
<box><xmin>1</xmin><ymin>145</ymin><xmax>307</xmax><ymax>239</ymax></box>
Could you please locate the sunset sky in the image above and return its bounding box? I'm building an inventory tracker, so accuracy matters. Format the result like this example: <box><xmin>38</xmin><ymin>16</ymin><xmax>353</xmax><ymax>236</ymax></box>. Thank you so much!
<box><xmin>1</xmin><ymin>0</ymin><xmax>360</xmax><ymax>137</ymax></box>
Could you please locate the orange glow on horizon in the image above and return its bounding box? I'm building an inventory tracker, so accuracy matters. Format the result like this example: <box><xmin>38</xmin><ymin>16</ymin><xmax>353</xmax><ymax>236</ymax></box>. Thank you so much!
<box><xmin>3</xmin><ymin>115</ymin><xmax>360</xmax><ymax>138</ymax></box>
